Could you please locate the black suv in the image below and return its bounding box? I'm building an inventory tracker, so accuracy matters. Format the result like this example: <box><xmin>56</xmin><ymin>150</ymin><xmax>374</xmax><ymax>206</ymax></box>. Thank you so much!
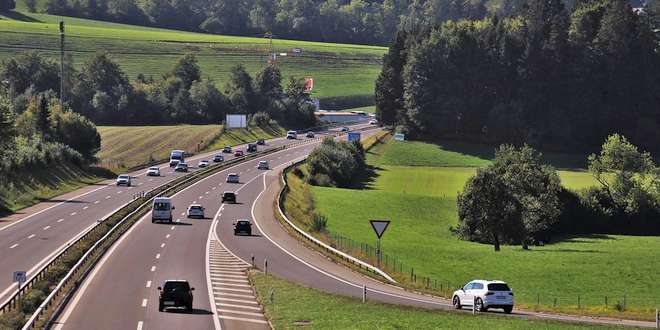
<box><xmin>222</xmin><ymin>146</ymin><xmax>232</xmax><ymax>153</ymax></box>
<box><xmin>158</xmin><ymin>280</ymin><xmax>194</xmax><ymax>312</ymax></box>
<box><xmin>247</xmin><ymin>143</ymin><xmax>257</xmax><ymax>152</ymax></box>
<box><xmin>222</xmin><ymin>191</ymin><xmax>236</xmax><ymax>203</ymax></box>
<box><xmin>233</xmin><ymin>219</ymin><xmax>252</xmax><ymax>235</ymax></box>
<box><xmin>256</xmin><ymin>139</ymin><xmax>265</xmax><ymax>145</ymax></box>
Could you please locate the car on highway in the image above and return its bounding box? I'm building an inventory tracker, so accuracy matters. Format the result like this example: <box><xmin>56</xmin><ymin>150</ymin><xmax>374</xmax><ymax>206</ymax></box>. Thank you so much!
<box><xmin>212</xmin><ymin>154</ymin><xmax>224</xmax><ymax>162</ymax></box>
<box><xmin>116</xmin><ymin>174</ymin><xmax>131</xmax><ymax>186</ymax></box>
<box><xmin>186</xmin><ymin>204</ymin><xmax>205</xmax><ymax>218</ymax></box>
<box><xmin>152</xmin><ymin>197</ymin><xmax>174</xmax><ymax>223</ymax></box>
<box><xmin>146</xmin><ymin>167</ymin><xmax>160</xmax><ymax>177</ymax></box>
<box><xmin>221</xmin><ymin>191</ymin><xmax>236</xmax><ymax>203</ymax></box>
<box><xmin>222</xmin><ymin>146</ymin><xmax>232</xmax><ymax>153</ymax></box>
<box><xmin>234</xmin><ymin>150</ymin><xmax>244</xmax><ymax>157</ymax></box>
<box><xmin>286</xmin><ymin>130</ymin><xmax>297</xmax><ymax>139</ymax></box>
<box><xmin>256</xmin><ymin>138</ymin><xmax>265</xmax><ymax>145</ymax></box>
<box><xmin>169</xmin><ymin>150</ymin><xmax>185</xmax><ymax>167</ymax></box>
<box><xmin>257</xmin><ymin>160</ymin><xmax>269</xmax><ymax>170</ymax></box>
<box><xmin>341</xmin><ymin>126</ymin><xmax>349</xmax><ymax>132</ymax></box>
<box><xmin>452</xmin><ymin>280</ymin><xmax>514</xmax><ymax>313</ymax></box>
<box><xmin>158</xmin><ymin>280</ymin><xmax>194</xmax><ymax>312</ymax></box>
<box><xmin>198</xmin><ymin>160</ymin><xmax>209</xmax><ymax>168</ymax></box>
<box><xmin>306</xmin><ymin>131</ymin><xmax>315</xmax><ymax>138</ymax></box>
<box><xmin>174</xmin><ymin>163</ymin><xmax>188</xmax><ymax>172</ymax></box>
<box><xmin>226</xmin><ymin>173</ymin><xmax>239</xmax><ymax>183</ymax></box>
<box><xmin>233</xmin><ymin>219</ymin><xmax>252</xmax><ymax>236</ymax></box>
<box><xmin>247</xmin><ymin>143</ymin><xmax>257</xmax><ymax>152</ymax></box>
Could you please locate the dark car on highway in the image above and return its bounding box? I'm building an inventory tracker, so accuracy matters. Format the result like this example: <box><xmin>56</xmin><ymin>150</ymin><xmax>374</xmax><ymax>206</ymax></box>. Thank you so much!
<box><xmin>212</xmin><ymin>154</ymin><xmax>224</xmax><ymax>162</ymax></box>
<box><xmin>221</xmin><ymin>191</ymin><xmax>236</xmax><ymax>203</ymax></box>
<box><xmin>158</xmin><ymin>280</ymin><xmax>194</xmax><ymax>312</ymax></box>
<box><xmin>247</xmin><ymin>143</ymin><xmax>257</xmax><ymax>152</ymax></box>
<box><xmin>174</xmin><ymin>163</ymin><xmax>188</xmax><ymax>172</ymax></box>
<box><xmin>222</xmin><ymin>146</ymin><xmax>232</xmax><ymax>153</ymax></box>
<box><xmin>233</xmin><ymin>219</ymin><xmax>252</xmax><ymax>235</ymax></box>
<box><xmin>256</xmin><ymin>139</ymin><xmax>265</xmax><ymax>145</ymax></box>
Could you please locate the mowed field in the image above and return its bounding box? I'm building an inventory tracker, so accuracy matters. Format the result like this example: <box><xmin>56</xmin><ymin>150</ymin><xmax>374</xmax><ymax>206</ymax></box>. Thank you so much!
<box><xmin>307</xmin><ymin>135</ymin><xmax>660</xmax><ymax>318</ymax></box>
<box><xmin>0</xmin><ymin>10</ymin><xmax>385</xmax><ymax>108</ymax></box>
<box><xmin>250</xmin><ymin>271</ymin><xmax>623</xmax><ymax>330</ymax></box>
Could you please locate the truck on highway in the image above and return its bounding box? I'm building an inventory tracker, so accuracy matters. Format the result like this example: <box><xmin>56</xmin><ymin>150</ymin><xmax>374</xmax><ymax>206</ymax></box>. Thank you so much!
<box><xmin>169</xmin><ymin>150</ymin><xmax>185</xmax><ymax>167</ymax></box>
<box><xmin>152</xmin><ymin>197</ymin><xmax>175</xmax><ymax>223</ymax></box>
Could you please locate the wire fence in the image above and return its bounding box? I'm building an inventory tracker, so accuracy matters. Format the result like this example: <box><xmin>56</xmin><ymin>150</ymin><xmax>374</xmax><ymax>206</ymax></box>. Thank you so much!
<box><xmin>325</xmin><ymin>230</ymin><xmax>660</xmax><ymax>312</ymax></box>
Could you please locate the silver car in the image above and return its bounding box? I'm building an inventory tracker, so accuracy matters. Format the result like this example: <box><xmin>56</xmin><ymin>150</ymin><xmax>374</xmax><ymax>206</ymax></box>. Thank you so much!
<box><xmin>186</xmin><ymin>204</ymin><xmax>205</xmax><ymax>218</ymax></box>
<box><xmin>226</xmin><ymin>173</ymin><xmax>239</xmax><ymax>183</ymax></box>
<box><xmin>116</xmin><ymin>174</ymin><xmax>131</xmax><ymax>186</ymax></box>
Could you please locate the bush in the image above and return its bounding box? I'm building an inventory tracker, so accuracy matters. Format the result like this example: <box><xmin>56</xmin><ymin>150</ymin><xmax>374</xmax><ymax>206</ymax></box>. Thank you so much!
<box><xmin>0</xmin><ymin>311</ymin><xmax>26</xmax><ymax>330</ymax></box>
<box><xmin>249</xmin><ymin>112</ymin><xmax>271</xmax><ymax>127</ymax></box>
<box><xmin>20</xmin><ymin>289</ymin><xmax>46</xmax><ymax>314</ymax></box>
<box><xmin>307</xmin><ymin>138</ymin><xmax>366</xmax><ymax>188</ymax></box>
<box><xmin>311</xmin><ymin>214</ymin><xmax>328</xmax><ymax>233</ymax></box>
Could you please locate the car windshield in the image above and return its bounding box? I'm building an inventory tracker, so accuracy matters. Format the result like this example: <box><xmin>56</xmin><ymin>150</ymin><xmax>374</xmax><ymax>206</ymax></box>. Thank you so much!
<box><xmin>163</xmin><ymin>281</ymin><xmax>189</xmax><ymax>292</ymax></box>
<box><xmin>487</xmin><ymin>283</ymin><xmax>511</xmax><ymax>291</ymax></box>
<box><xmin>237</xmin><ymin>221</ymin><xmax>249</xmax><ymax>226</ymax></box>
<box><xmin>119</xmin><ymin>175</ymin><xmax>129</xmax><ymax>179</ymax></box>
<box><xmin>154</xmin><ymin>202</ymin><xmax>170</xmax><ymax>211</ymax></box>
<box><xmin>190</xmin><ymin>206</ymin><xmax>202</xmax><ymax>210</ymax></box>
<box><xmin>149</xmin><ymin>167</ymin><xmax>158</xmax><ymax>171</ymax></box>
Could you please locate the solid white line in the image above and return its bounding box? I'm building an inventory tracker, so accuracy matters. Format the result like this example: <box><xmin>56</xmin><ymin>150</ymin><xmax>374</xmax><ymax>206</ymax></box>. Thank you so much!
<box><xmin>27</xmin><ymin>234</ymin><xmax>35</xmax><ymax>239</ymax></box>
<box><xmin>146</xmin><ymin>281</ymin><xmax>152</xmax><ymax>288</ymax></box>
<box><xmin>0</xmin><ymin>184</ymin><xmax>108</xmax><ymax>232</ymax></box>
<box><xmin>137</xmin><ymin>321</ymin><xmax>144</xmax><ymax>330</ymax></box>
<box><xmin>206</xmin><ymin>207</ymin><xmax>223</xmax><ymax>330</ymax></box>
<box><xmin>141</xmin><ymin>299</ymin><xmax>147</xmax><ymax>307</ymax></box>
<box><xmin>43</xmin><ymin>226</ymin><xmax>51</xmax><ymax>230</ymax></box>
<box><xmin>216</xmin><ymin>302</ymin><xmax>261</xmax><ymax>311</ymax></box>
<box><xmin>151</xmin><ymin>266</ymin><xmax>156</xmax><ymax>272</ymax></box>
<box><xmin>214</xmin><ymin>297</ymin><xmax>258</xmax><ymax>305</ymax></box>
<box><xmin>217</xmin><ymin>315</ymin><xmax>268</xmax><ymax>324</ymax></box>
<box><xmin>9</xmin><ymin>243</ymin><xmax>18</xmax><ymax>249</ymax></box>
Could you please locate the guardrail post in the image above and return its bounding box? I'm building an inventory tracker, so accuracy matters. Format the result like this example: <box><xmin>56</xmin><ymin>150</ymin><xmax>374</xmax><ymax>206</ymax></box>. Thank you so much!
<box><xmin>655</xmin><ymin>309</ymin><xmax>659</xmax><ymax>329</ymax></box>
<box><xmin>362</xmin><ymin>285</ymin><xmax>367</xmax><ymax>303</ymax></box>
<box><xmin>251</xmin><ymin>254</ymin><xmax>255</xmax><ymax>267</ymax></box>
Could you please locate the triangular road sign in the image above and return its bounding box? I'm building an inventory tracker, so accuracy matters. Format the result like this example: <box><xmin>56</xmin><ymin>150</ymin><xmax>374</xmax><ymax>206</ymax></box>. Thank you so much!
<box><xmin>370</xmin><ymin>220</ymin><xmax>390</xmax><ymax>239</ymax></box>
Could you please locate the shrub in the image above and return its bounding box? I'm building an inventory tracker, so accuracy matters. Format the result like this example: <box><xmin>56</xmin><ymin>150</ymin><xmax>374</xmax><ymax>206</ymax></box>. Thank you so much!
<box><xmin>311</xmin><ymin>214</ymin><xmax>328</xmax><ymax>233</ymax></box>
<box><xmin>20</xmin><ymin>289</ymin><xmax>46</xmax><ymax>314</ymax></box>
<box><xmin>0</xmin><ymin>311</ymin><xmax>26</xmax><ymax>329</ymax></box>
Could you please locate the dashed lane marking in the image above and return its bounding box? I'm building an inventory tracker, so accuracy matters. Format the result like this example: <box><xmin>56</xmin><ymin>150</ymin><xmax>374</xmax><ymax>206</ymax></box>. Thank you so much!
<box><xmin>70</xmin><ymin>212</ymin><xmax>77</xmax><ymax>216</ymax></box>
<box><xmin>9</xmin><ymin>243</ymin><xmax>18</xmax><ymax>249</ymax></box>
<box><xmin>141</xmin><ymin>299</ymin><xmax>147</xmax><ymax>307</ymax></box>
<box><xmin>146</xmin><ymin>281</ymin><xmax>152</xmax><ymax>288</ymax></box>
<box><xmin>57</xmin><ymin>219</ymin><xmax>64</xmax><ymax>223</ymax></box>
<box><xmin>43</xmin><ymin>226</ymin><xmax>51</xmax><ymax>230</ymax></box>
<box><xmin>27</xmin><ymin>234</ymin><xmax>35</xmax><ymax>239</ymax></box>
<box><xmin>150</xmin><ymin>266</ymin><xmax>156</xmax><ymax>272</ymax></box>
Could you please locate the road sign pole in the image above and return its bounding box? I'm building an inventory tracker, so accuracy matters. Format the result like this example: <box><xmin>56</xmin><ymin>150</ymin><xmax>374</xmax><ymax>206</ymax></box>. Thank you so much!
<box><xmin>362</xmin><ymin>285</ymin><xmax>366</xmax><ymax>303</ymax></box>
<box><xmin>376</xmin><ymin>239</ymin><xmax>381</xmax><ymax>269</ymax></box>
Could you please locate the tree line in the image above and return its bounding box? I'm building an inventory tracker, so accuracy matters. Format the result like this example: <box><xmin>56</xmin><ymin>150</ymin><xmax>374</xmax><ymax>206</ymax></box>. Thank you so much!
<box><xmin>2</xmin><ymin>52</ymin><xmax>317</xmax><ymax>128</ymax></box>
<box><xmin>457</xmin><ymin>135</ymin><xmax>660</xmax><ymax>251</ymax></box>
<box><xmin>376</xmin><ymin>0</ymin><xmax>660</xmax><ymax>154</ymax></box>
<box><xmin>10</xmin><ymin>0</ymin><xmax>577</xmax><ymax>46</ymax></box>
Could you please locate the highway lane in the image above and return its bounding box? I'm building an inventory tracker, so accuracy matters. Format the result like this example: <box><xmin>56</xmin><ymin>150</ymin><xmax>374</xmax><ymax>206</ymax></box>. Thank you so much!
<box><xmin>53</xmin><ymin>131</ymin><xmax>344</xmax><ymax>330</ymax></box>
<box><xmin>0</xmin><ymin>124</ymin><xmax>370</xmax><ymax>306</ymax></box>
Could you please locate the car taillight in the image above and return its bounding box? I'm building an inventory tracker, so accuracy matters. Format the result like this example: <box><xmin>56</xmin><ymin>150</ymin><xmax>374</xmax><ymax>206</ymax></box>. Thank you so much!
<box><xmin>485</xmin><ymin>292</ymin><xmax>495</xmax><ymax>296</ymax></box>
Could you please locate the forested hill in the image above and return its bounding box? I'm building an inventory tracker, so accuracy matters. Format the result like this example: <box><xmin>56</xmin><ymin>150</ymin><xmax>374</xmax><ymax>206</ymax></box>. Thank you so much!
<box><xmin>7</xmin><ymin>0</ymin><xmax>643</xmax><ymax>46</ymax></box>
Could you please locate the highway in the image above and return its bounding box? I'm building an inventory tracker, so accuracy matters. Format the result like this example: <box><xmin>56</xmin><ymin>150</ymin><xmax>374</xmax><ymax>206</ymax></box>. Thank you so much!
<box><xmin>0</xmin><ymin>124</ymin><xmax>368</xmax><ymax>308</ymax></box>
<box><xmin>20</xmin><ymin>123</ymin><xmax>656</xmax><ymax>329</ymax></box>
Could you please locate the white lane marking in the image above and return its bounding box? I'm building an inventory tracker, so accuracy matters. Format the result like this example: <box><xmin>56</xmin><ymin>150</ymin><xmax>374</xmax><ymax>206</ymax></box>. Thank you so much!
<box><xmin>206</xmin><ymin>210</ymin><xmax>222</xmax><ymax>330</ymax></box>
<box><xmin>150</xmin><ymin>266</ymin><xmax>156</xmax><ymax>272</ymax></box>
<box><xmin>165</xmin><ymin>234</ymin><xmax>170</xmax><ymax>239</ymax></box>
<box><xmin>117</xmin><ymin>191</ymin><xmax>122</xmax><ymax>194</ymax></box>
<box><xmin>216</xmin><ymin>308</ymin><xmax>264</xmax><ymax>318</ymax></box>
<box><xmin>148</xmin><ymin>178</ymin><xmax>154</xmax><ymax>182</ymax></box>
<box><xmin>160</xmin><ymin>243</ymin><xmax>165</xmax><ymax>248</ymax></box>
<box><xmin>70</xmin><ymin>212</ymin><xmax>77</xmax><ymax>216</ymax></box>
<box><xmin>156</xmin><ymin>254</ymin><xmax>160</xmax><ymax>259</ymax></box>
<box><xmin>27</xmin><ymin>234</ymin><xmax>35</xmax><ymax>239</ymax></box>
<box><xmin>170</xmin><ymin>226</ymin><xmax>175</xmax><ymax>230</ymax></box>
<box><xmin>137</xmin><ymin>183</ymin><xmax>143</xmax><ymax>186</ymax></box>
<box><xmin>141</xmin><ymin>299</ymin><xmax>147</xmax><ymax>307</ymax></box>
<box><xmin>176</xmin><ymin>219</ymin><xmax>180</xmax><ymax>223</ymax></box>
<box><xmin>216</xmin><ymin>302</ymin><xmax>261</xmax><ymax>311</ymax></box>
<box><xmin>205</xmin><ymin>191</ymin><xmax>209</xmax><ymax>194</ymax></box>
<box><xmin>105</xmin><ymin>196</ymin><xmax>111</xmax><ymax>199</ymax></box>
<box><xmin>146</xmin><ymin>281</ymin><xmax>152</xmax><ymax>288</ymax></box>
<box><xmin>128</xmin><ymin>187</ymin><xmax>134</xmax><ymax>190</ymax></box>
<box><xmin>212</xmin><ymin>187</ymin><xmax>216</xmax><ymax>190</ymax></box>
<box><xmin>217</xmin><ymin>315</ymin><xmax>268</xmax><ymax>324</ymax></box>
<box><xmin>82</xmin><ymin>206</ymin><xmax>89</xmax><ymax>210</ymax></box>
<box><xmin>0</xmin><ymin>183</ymin><xmax>108</xmax><ymax>232</ymax></box>
<box><xmin>94</xmin><ymin>200</ymin><xmax>100</xmax><ymax>204</ymax></box>
<box><xmin>137</xmin><ymin>321</ymin><xmax>144</xmax><ymax>330</ymax></box>
<box><xmin>57</xmin><ymin>218</ymin><xmax>64</xmax><ymax>223</ymax></box>
<box><xmin>43</xmin><ymin>226</ymin><xmax>51</xmax><ymax>230</ymax></box>
<box><xmin>212</xmin><ymin>287</ymin><xmax>253</xmax><ymax>294</ymax></box>
<box><xmin>9</xmin><ymin>244</ymin><xmax>18</xmax><ymax>249</ymax></box>
<box><xmin>213</xmin><ymin>297</ymin><xmax>258</xmax><ymax>305</ymax></box>
<box><xmin>198</xmin><ymin>196</ymin><xmax>203</xmax><ymax>199</ymax></box>
<box><xmin>214</xmin><ymin>292</ymin><xmax>255</xmax><ymax>299</ymax></box>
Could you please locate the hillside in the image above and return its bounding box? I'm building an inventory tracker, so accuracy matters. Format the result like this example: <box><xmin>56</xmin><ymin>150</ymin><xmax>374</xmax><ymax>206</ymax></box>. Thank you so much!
<box><xmin>0</xmin><ymin>10</ymin><xmax>385</xmax><ymax>109</ymax></box>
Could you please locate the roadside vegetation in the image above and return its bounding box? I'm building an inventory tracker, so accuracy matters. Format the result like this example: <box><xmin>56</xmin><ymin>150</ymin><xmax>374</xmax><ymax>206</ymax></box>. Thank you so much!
<box><xmin>282</xmin><ymin>134</ymin><xmax>660</xmax><ymax>320</ymax></box>
<box><xmin>249</xmin><ymin>271</ymin><xmax>623</xmax><ymax>330</ymax></box>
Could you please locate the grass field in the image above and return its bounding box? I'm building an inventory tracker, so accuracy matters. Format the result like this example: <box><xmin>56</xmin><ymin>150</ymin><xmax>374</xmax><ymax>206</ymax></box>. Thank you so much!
<box><xmin>342</xmin><ymin>105</ymin><xmax>376</xmax><ymax>113</ymax></box>
<box><xmin>250</xmin><ymin>271</ymin><xmax>622</xmax><ymax>329</ymax></box>
<box><xmin>283</xmin><ymin>134</ymin><xmax>659</xmax><ymax>320</ymax></box>
<box><xmin>96</xmin><ymin>124</ymin><xmax>283</xmax><ymax>170</ymax></box>
<box><xmin>0</xmin><ymin>10</ymin><xmax>384</xmax><ymax>109</ymax></box>
<box><xmin>0</xmin><ymin>163</ymin><xmax>113</xmax><ymax>214</ymax></box>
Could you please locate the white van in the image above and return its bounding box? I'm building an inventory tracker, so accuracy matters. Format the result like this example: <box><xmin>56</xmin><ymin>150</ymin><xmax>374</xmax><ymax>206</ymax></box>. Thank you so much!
<box><xmin>152</xmin><ymin>197</ymin><xmax>175</xmax><ymax>223</ymax></box>
<box><xmin>286</xmin><ymin>130</ymin><xmax>297</xmax><ymax>139</ymax></box>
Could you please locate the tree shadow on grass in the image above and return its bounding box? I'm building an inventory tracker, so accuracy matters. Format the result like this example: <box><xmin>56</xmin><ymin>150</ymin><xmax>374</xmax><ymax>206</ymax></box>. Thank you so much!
<box><xmin>1</xmin><ymin>11</ymin><xmax>42</xmax><ymax>23</ymax></box>
<box><xmin>350</xmin><ymin>164</ymin><xmax>384</xmax><ymax>190</ymax></box>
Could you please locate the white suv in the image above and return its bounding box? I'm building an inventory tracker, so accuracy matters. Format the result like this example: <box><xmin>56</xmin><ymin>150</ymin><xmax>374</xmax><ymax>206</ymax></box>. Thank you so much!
<box><xmin>452</xmin><ymin>280</ymin><xmax>514</xmax><ymax>313</ymax></box>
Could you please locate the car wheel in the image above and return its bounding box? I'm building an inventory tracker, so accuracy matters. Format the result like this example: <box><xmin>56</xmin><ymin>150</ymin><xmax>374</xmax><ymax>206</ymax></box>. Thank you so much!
<box><xmin>151</xmin><ymin>219</ymin><xmax>155</xmax><ymax>223</ymax></box>
<box><xmin>503</xmin><ymin>306</ymin><xmax>513</xmax><ymax>314</ymax></box>
<box><xmin>158</xmin><ymin>303</ymin><xmax>164</xmax><ymax>312</ymax></box>
<box><xmin>453</xmin><ymin>296</ymin><xmax>462</xmax><ymax>309</ymax></box>
<box><xmin>475</xmin><ymin>298</ymin><xmax>485</xmax><ymax>312</ymax></box>
<box><xmin>187</xmin><ymin>303</ymin><xmax>193</xmax><ymax>312</ymax></box>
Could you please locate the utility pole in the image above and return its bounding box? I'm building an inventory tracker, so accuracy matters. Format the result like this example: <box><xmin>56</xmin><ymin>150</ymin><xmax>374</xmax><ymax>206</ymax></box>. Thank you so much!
<box><xmin>59</xmin><ymin>21</ymin><xmax>65</xmax><ymax>111</ymax></box>
<box><xmin>264</xmin><ymin>31</ymin><xmax>274</xmax><ymax>66</ymax></box>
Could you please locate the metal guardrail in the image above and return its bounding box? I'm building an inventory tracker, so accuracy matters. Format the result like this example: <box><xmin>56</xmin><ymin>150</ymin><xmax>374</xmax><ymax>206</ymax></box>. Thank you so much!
<box><xmin>10</xmin><ymin>146</ymin><xmax>284</xmax><ymax>329</ymax></box>
<box><xmin>276</xmin><ymin>151</ymin><xmax>396</xmax><ymax>284</ymax></box>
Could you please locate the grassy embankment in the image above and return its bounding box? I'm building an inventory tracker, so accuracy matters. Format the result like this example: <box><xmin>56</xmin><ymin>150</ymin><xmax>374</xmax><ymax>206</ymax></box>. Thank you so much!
<box><xmin>283</xmin><ymin>134</ymin><xmax>660</xmax><ymax>320</ymax></box>
<box><xmin>0</xmin><ymin>10</ymin><xmax>384</xmax><ymax>109</ymax></box>
<box><xmin>97</xmin><ymin>123</ymin><xmax>285</xmax><ymax>170</ymax></box>
<box><xmin>250</xmin><ymin>271</ymin><xmax>624</xmax><ymax>330</ymax></box>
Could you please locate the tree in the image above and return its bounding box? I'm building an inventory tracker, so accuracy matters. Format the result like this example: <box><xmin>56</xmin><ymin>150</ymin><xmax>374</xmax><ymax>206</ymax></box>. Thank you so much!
<box><xmin>190</xmin><ymin>78</ymin><xmax>229</xmax><ymax>122</ymax></box>
<box><xmin>225</xmin><ymin>65</ymin><xmax>256</xmax><ymax>114</ymax></box>
<box><xmin>457</xmin><ymin>145</ymin><xmax>562</xmax><ymax>250</ymax></box>
<box><xmin>588</xmin><ymin>134</ymin><xmax>657</xmax><ymax>214</ymax></box>
<box><xmin>0</xmin><ymin>96</ymin><xmax>15</xmax><ymax>150</ymax></box>
<box><xmin>170</xmin><ymin>54</ymin><xmax>201</xmax><ymax>89</ymax></box>
<box><xmin>1</xmin><ymin>52</ymin><xmax>60</xmax><ymax>97</ymax></box>
<box><xmin>53</xmin><ymin>110</ymin><xmax>101</xmax><ymax>160</ymax></box>
<box><xmin>45</xmin><ymin>0</ymin><xmax>69</xmax><ymax>14</ymax></box>
<box><xmin>0</xmin><ymin>0</ymin><xmax>16</xmax><ymax>11</ymax></box>
<box><xmin>35</xmin><ymin>96</ymin><xmax>52</xmax><ymax>141</ymax></box>
<box><xmin>254</xmin><ymin>65</ymin><xmax>283</xmax><ymax>111</ymax></box>
<box><xmin>25</xmin><ymin>0</ymin><xmax>37</xmax><ymax>12</ymax></box>
<box><xmin>282</xmin><ymin>76</ymin><xmax>316</xmax><ymax>128</ymax></box>
<box><xmin>375</xmin><ymin>30</ymin><xmax>408</xmax><ymax>126</ymax></box>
